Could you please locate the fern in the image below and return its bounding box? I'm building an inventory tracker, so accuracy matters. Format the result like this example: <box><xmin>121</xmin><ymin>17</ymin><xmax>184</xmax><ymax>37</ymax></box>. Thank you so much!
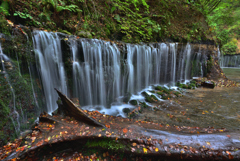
<box><xmin>41</xmin><ymin>0</ymin><xmax>81</xmax><ymax>13</ymax></box>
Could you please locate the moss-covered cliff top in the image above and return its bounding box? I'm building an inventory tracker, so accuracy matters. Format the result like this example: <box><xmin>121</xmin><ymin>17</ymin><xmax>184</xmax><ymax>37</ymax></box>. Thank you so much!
<box><xmin>0</xmin><ymin>0</ymin><xmax>215</xmax><ymax>43</ymax></box>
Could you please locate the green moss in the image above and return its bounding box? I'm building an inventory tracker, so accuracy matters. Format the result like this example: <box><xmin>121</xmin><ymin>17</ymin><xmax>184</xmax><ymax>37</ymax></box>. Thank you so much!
<box><xmin>140</xmin><ymin>102</ymin><xmax>148</xmax><ymax>108</ymax></box>
<box><xmin>174</xmin><ymin>91</ymin><xmax>181</xmax><ymax>97</ymax></box>
<box><xmin>0</xmin><ymin>99</ymin><xmax>10</xmax><ymax>129</ymax></box>
<box><xmin>157</xmin><ymin>91</ymin><xmax>163</xmax><ymax>95</ymax></box>
<box><xmin>161</xmin><ymin>96</ymin><xmax>168</xmax><ymax>100</ymax></box>
<box><xmin>145</xmin><ymin>96</ymin><xmax>153</xmax><ymax>103</ymax></box>
<box><xmin>151</xmin><ymin>94</ymin><xmax>158</xmax><ymax>100</ymax></box>
<box><xmin>162</xmin><ymin>88</ymin><xmax>170</xmax><ymax>94</ymax></box>
<box><xmin>86</xmin><ymin>138</ymin><xmax>127</xmax><ymax>151</ymax></box>
<box><xmin>0</xmin><ymin>16</ymin><xmax>11</xmax><ymax>36</ymax></box>
<box><xmin>155</xmin><ymin>86</ymin><xmax>163</xmax><ymax>91</ymax></box>
<box><xmin>129</xmin><ymin>100</ymin><xmax>138</xmax><ymax>106</ymax></box>
<box><xmin>182</xmin><ymin>84</ymin><xmax>188</xmax><ymax>89</ymax></box>
<box><xmin>207</xmin><ymin>56</ymin><xmax>214</xmax><ymax>73</ymax></box>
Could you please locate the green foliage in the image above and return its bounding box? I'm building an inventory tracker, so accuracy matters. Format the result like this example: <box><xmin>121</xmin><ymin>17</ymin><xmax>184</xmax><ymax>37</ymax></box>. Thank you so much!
<box><xmin>0</xmin><ymin>16</ymin><xmax>11</xmax><ymax>35</ymax></box>
<box><xmin>41</xmin><ymin>0</ymin><xmax>81</xmax><ymax>13</ymax></box>
<box><xmin>207</xmin><ymin>0</ymin><xmax>240</xmax><ymax>54</ymax></box>
<box><xmin>222</xmin><ymin>38</ymin><xmax>238</xmax><ymax>55</ymax></box>
<box><xmin>0</xmin><ymin>0</ymin><xmax>211</xmax><ymax>42</ymax></box>
<box><xmin>14</xmin><ymin>11</ymin><xmax>41</xmax><ymax>26</ymax></box>
<box><xmin>86</xmin><ymin>138</ymin><xmax>127</xmax><ymax>151</ymax></box>
<box><xmin>0</xmin><ymin>0</ymin><xmax>10</xmax><ymax>16</ymax></box>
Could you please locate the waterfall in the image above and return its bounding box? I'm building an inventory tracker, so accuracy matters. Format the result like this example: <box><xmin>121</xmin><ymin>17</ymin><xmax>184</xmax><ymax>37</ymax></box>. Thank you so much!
<box><xmin>32</xmin><ymin>31</ymin><xmax>205</xmax><ymax>115</ymax></box>
<box><xmin>0</xmin><ymin>41</ymin><xmax>20</xmax><ymax>133</ymax></box>
<box><xmin>70</xmin><ymin>39</ymin><xmax>121</xmax><ymax>107</ymax></box>
<box><xmin>184</xmin><ymin>43</ymin><xmax>192</xmax><ymax>81</ymax></box>
<box><xmin>32</xmin><ymin>31</ymin><xmax>68</xmax><ymax>113</ymax></box>
<box><xmin>221</xmin><ymin>55</ymin><xmax>240</xmax><ymax>68</ymax></box>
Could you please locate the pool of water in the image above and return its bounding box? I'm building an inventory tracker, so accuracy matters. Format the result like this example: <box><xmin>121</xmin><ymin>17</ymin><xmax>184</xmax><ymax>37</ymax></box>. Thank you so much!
<box><xmin>222</xmin><ymin>67</ymin><xmax>240</xmax><ymax>82</ymax></box>
<box><xmin>139</xmin><ymin>68</ymin><xmax>240</xmax><ymax>130</ymax></box>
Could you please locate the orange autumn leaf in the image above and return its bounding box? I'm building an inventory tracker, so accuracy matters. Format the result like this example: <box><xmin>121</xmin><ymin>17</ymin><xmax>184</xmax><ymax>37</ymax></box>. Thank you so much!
<box><xmin>123</xmin><ymin>128</ymin><xmax>128</xmax><ymax>133</ymax></box>
<box><xmin>105</xmin><ymin>124</ymin><xmax>110</xmax><ymax>128</ymax></box>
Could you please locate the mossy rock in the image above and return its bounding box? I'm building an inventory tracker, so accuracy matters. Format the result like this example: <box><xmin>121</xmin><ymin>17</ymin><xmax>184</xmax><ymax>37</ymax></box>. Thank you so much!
<box><xmin>145</xmin><ymin>96</ymin><xmax>154</xmax><ymax>103</ymax></box>
<box><xmin>140</xmin><ymin>102</ymin><xmax>148</xmax><ymax>108</ymax></box>
<box><xmin>155</xmin><ymin>86</ymin><xmax>163</xmax><ymax>91</ymax></box>
<box><xmin>162</xmin><ymin>88</ymin><xmax>170</xmax><ymax>94</ymax></box>
<box><xmin>151</xmin><ymin>94</ymin><xmax>158</xmax><ymax>100</ymax></box>
<box><xmin>174</xmin><ymin>91</ymin><xmax>181</xmax><ymax>97</ymax></box>
<box><xmin>182</xmin><ymin>84</ymin><xmax>188</xmax><ymax>89</ymax></box>
<box><xmin>123</xmin><ymin>108</ymin><xmax>131</xmax><ymax>114</ymax></box>
<box><xmin>157</xmin><ymin>91</ymin><xmax>163</xmax><ymax>95</ymax></box>
<box><xmin>190</xmin><ymin>80</ymin><xmax>196</xmax><ymax>84</ymax></box>
<box><xmin>161</xmin><ymin>96</ymin><xmax>168</xmax><ymax>100</ymax></box>
<box><xmin>77</xmin><ymin>30</ymin><xmax>92</xmax><ymax>38</ymax></box>
<box><xmin>58</xmin><ymin>29</ymin><xmax>72</xmax><ymax>35</ymax></box>
<box><xmin>129</xmin><ymin>100</ymin><xmax>138</xmax><ymax>106</ymax></box>
<box><xmin>141</xmin><ymin>91</ymin><xmax>149</xmax><ymax>97</ymax></box>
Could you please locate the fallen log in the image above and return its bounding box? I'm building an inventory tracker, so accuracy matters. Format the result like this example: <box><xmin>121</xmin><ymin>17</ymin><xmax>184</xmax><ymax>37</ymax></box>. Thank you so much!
<box><xmin>55</xmin><ymin>88</ymin><xmax>105</xmax><ymax>128</ymax></box>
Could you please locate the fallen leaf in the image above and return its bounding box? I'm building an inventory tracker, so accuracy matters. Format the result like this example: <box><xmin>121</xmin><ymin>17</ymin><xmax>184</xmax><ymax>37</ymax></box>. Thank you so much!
<box><xmin>143</xmin><ymin>148</ymin><xmax>147</xmax><ymax>154</ymax></box>
<box><xmin>123</xmin><ymin>128</ymin><xmax>128</xmax><ymax>133</ymax></box>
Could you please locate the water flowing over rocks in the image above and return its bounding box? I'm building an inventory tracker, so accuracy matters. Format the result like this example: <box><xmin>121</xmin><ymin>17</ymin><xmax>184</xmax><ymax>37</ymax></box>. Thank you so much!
<box><xmin>31</xmin><ymin>30</ymin><xmax>228</xmax><ymax>116</ymax></box>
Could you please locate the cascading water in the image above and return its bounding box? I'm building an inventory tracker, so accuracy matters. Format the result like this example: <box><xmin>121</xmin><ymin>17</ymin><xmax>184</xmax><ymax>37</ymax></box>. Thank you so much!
<box><xmin>221</xmin><ymin>54</ymin><xmax>240</xmax><ymax>68</ymax></box>
<box><xmin>32</xmin><ymin>31</ymin><xmax>206</xmax><ymax>116</ymax></box>
<box><xmin>32</xmin><ymin>31</ymin><xmax>68</xmax><ymax>113</ymax></box>
<box><xmin>184</xmin><ymin>43</ymin><xmax>192</xmax><ymax>82</ymax></box>
<box><xmin>0</xmin><ymin>40</ymin><xmax>20</xmax><ymax>133</ymax></box>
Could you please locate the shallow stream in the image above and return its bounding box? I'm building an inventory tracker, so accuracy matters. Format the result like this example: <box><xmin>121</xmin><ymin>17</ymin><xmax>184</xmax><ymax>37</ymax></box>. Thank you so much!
<box><xmin>139</xmin><ymin>68</ymin><xmax>240</xmax><ymax>130</ymax></box>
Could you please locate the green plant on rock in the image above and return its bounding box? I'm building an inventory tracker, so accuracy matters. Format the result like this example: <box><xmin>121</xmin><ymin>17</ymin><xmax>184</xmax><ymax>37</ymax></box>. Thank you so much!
<box><xmin>0</xmin><ymin>0</ymin><xmax>10</xmax><ymax>16</ymax></box>
<box><xmin>0</xmin><ymin>16</ymin><xmax>11</xmax><ymax>35</ymax></box>
<box><xmin>155</xmin><ymin>86</ymin><xmax>163</xmax><ymax>91</ymax></box>
<box><xmin>207</xmin><ymin>56</ymin><xmax>214</xmax><ymax>73</ymax></box>
<box><xmin>86</xmin><ymin>138</ymin><xmax>127</xmax><ymax>151</ymax></box>
<box><xmin>41</xmin><ymin>0</ymin><xmax>81</xmax><ymax>16</ymax></box>
<box><xmin>40</xmin><ymin>0</ymin><xmax>81</xmax><ymax>27</ymax></box>
<box><xmin>14</xmin><ymin>11</ymin><xmax>41</xmax><ymax>26</ymax></box>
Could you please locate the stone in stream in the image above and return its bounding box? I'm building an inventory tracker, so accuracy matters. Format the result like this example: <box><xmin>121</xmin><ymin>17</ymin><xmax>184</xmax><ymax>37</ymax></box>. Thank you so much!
<box><xmin>201</xmin><ymin>81</ymin><xmax>215</xmax><ymax>89</ymax></box>
<box><xmin>129</xmin><ymin>99</ymin><xmax>138</xmax><ymax>105</ymax></box>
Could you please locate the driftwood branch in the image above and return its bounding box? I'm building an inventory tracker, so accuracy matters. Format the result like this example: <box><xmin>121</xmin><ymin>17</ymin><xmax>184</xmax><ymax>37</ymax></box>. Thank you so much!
<box><xmin>55</xmin><ymin>88</ymin><xmax>106</xmax><ymax>128</ymax></box>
